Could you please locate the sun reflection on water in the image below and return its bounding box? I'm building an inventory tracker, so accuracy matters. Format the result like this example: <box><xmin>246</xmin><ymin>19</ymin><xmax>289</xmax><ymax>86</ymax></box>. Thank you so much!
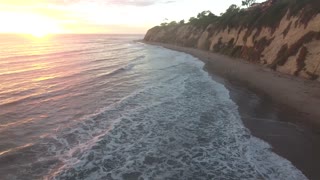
<box><xmin>0</xmin><ymin>34</ymin><xmax>74</xmax><ymax>112</ymax></box>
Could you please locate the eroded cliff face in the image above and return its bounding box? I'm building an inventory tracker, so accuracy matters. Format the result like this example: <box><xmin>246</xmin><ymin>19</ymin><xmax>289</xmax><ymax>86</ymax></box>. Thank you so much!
<box><xmin>144</xmin><ymin>25</ymin><xmax>205</xmax><ymax>48</ymax></box>
<box><xmin>144</xmin><ymin>10</ymin><xmax>320</xmax><ymax>81</ymax></box>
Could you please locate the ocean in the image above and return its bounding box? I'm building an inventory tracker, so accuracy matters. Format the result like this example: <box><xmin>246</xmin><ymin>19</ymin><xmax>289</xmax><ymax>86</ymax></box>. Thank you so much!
<box><xmin>0</xmin><ymin>34</ymin><xmax>306</xmax><ymax>179</ymax></box>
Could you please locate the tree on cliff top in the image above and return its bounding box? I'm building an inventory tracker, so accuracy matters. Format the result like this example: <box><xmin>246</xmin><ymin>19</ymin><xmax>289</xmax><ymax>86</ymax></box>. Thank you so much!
<box><xmin>160</xmin><ymin>22</ymin><xmax>168</xmax><ymax>26</ymax></box>
<box><xmin>188</xmin><ymin>10</ymin><xmax>218</xmax><ymax>27</ymax></box>
<box><xmin>179</xmin><ymin>20</ymin><xmax>185</xmax><ymax>25</ymax></box>
<box><xmin>168</xmin><ymin>21</ymin><xmax>178</xmax><ymax>26</ymax></box>
<box><xmin>197</xmin><ymin>11</ymin><xmax>214</xmax><ymax>19</ymax></box>
<box><xmin>159</xmin><ymin>0</ymin><xmax>320</xmax><ymax>29</ymax></box>
<box><xmin>217</xmin><ymin>4</ymin><xmax>241</xmax><ymax>28</ymax></box>
<box><xmin>242</xmin><ymin>0</ymin><xmax>256</xmax><ymax>7</ymax></box>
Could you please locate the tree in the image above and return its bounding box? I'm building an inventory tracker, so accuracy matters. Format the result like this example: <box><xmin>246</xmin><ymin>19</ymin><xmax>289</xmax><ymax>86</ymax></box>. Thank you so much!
<box><xmin>197</xmin><ymin>11</ymin><xmax>213</xmax><ymax>19</ymax></box>
<box><xmin>226</xmin><ymin>4</ymin><xmax>240</xmax><ymax>13</ymax></box>
<box><xmin>188</xmin><ymin>10</ymin><xmax>218</xmax><ymax>27</ymax></box>
<box><xmin>189</xmin><ymin>17</ymin><xmax>197</xmax><ymax>23</ymax></box>
<box><xmin>242</xmin><ymin>0</ymin><xmax>256</xmax><ymax>8</ymax></box>
<box><xmin>179</xmin><ymin>20</ymin><xmax>185</xmax><ymax>24</ymax></box>
<box><xmin>218</xmin><ymin>4</ymin><xmax>241</xmax><ymax>27</ymax></box>
<box><xmin>168</xmin><ymin>21</ymin><xmax>178</xmax><ymax>26</ymax></box>
<box><xmin>160</xmin><ymin>22</ymin><xmax>168</xmax><ymax>26</ymax></box>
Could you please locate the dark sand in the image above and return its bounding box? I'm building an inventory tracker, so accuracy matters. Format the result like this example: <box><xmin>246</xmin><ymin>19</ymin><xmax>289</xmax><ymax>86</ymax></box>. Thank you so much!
<box><xmin>144</xmin><ymin>41</ymin><xmax>320</xmax><ymax>180</ymax></box>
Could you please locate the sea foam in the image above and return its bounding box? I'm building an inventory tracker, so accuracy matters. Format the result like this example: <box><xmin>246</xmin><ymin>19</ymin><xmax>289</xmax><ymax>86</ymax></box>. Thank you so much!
<box><xmin>46</xmin><ymin>45</ymin><xmax>306</xmax><ymax>180</ymax></box>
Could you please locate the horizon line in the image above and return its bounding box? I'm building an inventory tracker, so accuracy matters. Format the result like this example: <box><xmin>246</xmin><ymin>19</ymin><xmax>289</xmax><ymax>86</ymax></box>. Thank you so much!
<box><xmin>0</xmin><ymin>33</ymin><xmax>145</xmax><ymax>35</ymax></box>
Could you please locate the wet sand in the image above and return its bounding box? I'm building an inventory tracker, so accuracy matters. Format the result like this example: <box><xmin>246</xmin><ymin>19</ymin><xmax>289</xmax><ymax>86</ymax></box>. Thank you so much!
<box><xmin>143</xmin><ymin>41</ymin><xmax>320</xmax><ymax>180</ymax></box>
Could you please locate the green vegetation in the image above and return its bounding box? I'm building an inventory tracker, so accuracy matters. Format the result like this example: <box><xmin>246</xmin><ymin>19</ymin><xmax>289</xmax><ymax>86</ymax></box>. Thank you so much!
<box><xmin>160</xmin><ymin>22</ymin><xmax>168</xmax><ymax>26</ymax></box>
<box><xmin>159</xmin><ymin>0</ymin><xmax>319</xmax><ymax>30</ymax></box>
<box><xmin>168</xmin><ymin>21</ymin><xmax>178</xmax><ymax>26</ymax></box>
<box><xmin>217</xmin><ymin>4</ymin><xmax>242</xmax><ymax>28</ymax></box>
<box><xmin>188</xmin><ymin>11</ymin><xmax>218</xmax><ymax>27</ymax></box>
<box><xmin>149</xmin><ymin>0</ymin><xmax>320</xmax><ymax>78</ymax></box>
<box><xmin>242</xmin><ymin>0</ymin><xmax>256</xmax><ymax>8</ymax></box>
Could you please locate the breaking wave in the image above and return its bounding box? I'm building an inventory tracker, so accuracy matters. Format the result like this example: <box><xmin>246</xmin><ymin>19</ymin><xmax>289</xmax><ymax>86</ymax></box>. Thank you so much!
<box><xmin>0</xmin><ymin>35</ymin><xmax>307</xmax><ymax>180</ymax></box>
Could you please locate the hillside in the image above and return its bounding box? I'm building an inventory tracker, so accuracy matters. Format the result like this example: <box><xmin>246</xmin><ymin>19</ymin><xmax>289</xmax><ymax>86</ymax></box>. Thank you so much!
<box><xmin>144</xmin><ymin>0</ymin><xmax>320</xmax><ymax>80</ymax></box>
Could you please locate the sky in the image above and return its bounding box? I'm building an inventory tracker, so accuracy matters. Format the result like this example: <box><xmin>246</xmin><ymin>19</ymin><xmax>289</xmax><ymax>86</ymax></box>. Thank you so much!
<box><xmin>0</xmin><ymin>0</ymin><xmax>265</xmax><ymax>34</ymax></box>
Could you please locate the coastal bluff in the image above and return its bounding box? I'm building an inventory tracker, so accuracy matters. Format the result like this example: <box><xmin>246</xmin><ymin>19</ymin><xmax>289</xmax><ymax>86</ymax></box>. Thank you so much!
<box><xmin>144</xmin><ymin>0</ymin><xmax>320</xmax><ymax>81</ymax></box>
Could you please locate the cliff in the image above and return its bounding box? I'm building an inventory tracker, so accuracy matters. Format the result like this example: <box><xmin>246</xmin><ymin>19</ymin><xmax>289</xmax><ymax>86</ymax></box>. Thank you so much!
<box><xmin>144</xmin><ymin>0</ymin><xmax>320</xmax><ymax>81</ymax></box>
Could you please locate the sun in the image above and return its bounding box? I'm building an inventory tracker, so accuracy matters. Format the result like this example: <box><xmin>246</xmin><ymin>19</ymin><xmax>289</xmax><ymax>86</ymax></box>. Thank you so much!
<box><xmin>0</xmin><ymin>12</ymin><xmax>63</xmax><ymax>36</ymax></box>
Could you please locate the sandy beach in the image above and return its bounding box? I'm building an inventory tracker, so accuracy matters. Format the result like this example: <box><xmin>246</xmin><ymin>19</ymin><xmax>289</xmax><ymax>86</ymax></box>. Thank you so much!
<box><xmin>145</xmin><ymin>42</ymin><xmax>320</xmax><ymax>126</ymax></box>
<box><xmin>144</xmin><ymin>41</ymin><xmax>320</xmax><ymax>180</ymax></box>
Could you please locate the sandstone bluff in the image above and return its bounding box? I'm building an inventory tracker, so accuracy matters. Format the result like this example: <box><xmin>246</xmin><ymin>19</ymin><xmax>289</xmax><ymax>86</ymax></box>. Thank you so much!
<box><xmin>144</xmin><ymin>0</ymin><xmax>320</xmax><ymax>81</ymax></box>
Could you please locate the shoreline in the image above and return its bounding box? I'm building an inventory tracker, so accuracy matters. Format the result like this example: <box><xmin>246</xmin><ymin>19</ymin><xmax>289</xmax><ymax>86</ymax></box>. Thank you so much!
<box><xmin>143</xmin><ymin>41</ymin><xmax>320</xmax><ymax>179</ymax></box>
<box><xmin>144</xmin><ymin>41</ymin><xmax>320</xmax><ymax>127</ymax></box>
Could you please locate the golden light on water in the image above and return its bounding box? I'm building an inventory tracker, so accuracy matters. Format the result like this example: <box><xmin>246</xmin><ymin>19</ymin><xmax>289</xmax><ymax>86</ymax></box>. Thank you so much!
<box><xmin>31</xmin><ymin>31</ymin><xmax>49</xmax><ymax>38</ymax></box>
<box><xmin>0</xmin><ymin>143</ymin><xmax>33</xmax><ymax>156</ymax></box>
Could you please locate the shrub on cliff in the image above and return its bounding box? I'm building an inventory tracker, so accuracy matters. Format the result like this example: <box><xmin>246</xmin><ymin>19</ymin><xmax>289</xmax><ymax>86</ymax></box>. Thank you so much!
<box><xmin>217</xmin><ymin>4</ymin><xmax>242</xmax><ymax>28</ymax></box>
<box><xmin>188</xmin><ymin>11</ymin><xmax>218</xmax><ymax>27</ymax></box>
<box><xmin>157</xmin><ymin>0</ymin><xmax>319</xmax><ymax>31</ymax></box>
<box><xmin>242</xmin><ymin>0</ymin><xmax>256</xmax><ymax>7</ymax></box>
<box><xmin>245</xmin><ymin>0</ymin><xmax>320</xmax><ymax>29</ymax></box>
<box><xmin>168</xmin><ymin>21</ymin><xmax>178</xmax><ymax>26</ymax></box>
<box><xmin>185</xmin><ymin>0</ymin><xmax>319</xmax><ymax>30</ymax></box>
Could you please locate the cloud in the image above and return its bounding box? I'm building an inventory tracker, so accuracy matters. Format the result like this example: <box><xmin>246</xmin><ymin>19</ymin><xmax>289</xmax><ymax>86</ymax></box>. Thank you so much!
<box><xmin>164</xmin><ymin>1</ymin><xmax>176</xmax><ymax>4</ymax></box>
<box><xmin>0</xmin><ymin>0</ymin><xmax>177</xmax><ymax>7</ymax></box>
<box><xmin>106</xmin><ymin>0</ymin><xmax>157</xmax><ymax>6</ymax></box>
<box><xmin>46</xmin><ymin>0</ymin><xmax>175</xmax><ymax>6</ymax></box>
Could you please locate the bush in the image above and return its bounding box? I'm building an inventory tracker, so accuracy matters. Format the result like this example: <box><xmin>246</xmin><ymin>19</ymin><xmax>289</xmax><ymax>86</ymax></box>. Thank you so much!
<box><xmin>188</xmin><ymin>11</ymin><xmax>218</xmax><ymax>27</ymax></box>
<box><xmin>178</xmin><ymin>0</ymin><xmax>320</xmax><ymax>30</ymax></box>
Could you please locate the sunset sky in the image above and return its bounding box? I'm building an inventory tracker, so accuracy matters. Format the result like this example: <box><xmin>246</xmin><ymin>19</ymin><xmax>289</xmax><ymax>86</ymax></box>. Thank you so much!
<box><xmin>0</xmin><ymin>0</ymin><xmax>264</xmax><ymax>35</ymax></box>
